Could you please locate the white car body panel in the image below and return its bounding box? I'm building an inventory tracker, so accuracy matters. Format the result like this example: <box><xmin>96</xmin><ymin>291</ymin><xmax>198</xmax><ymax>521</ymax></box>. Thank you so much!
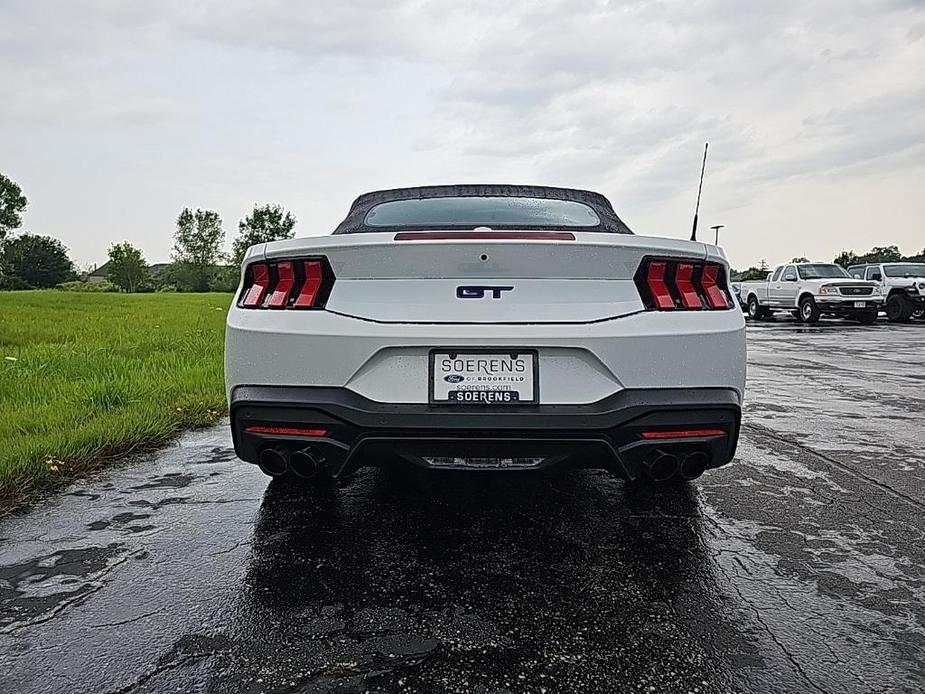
<box><xmin>226</xmin><ymin>307</ymin><xmax>745</xmax><ymax>405</ymax></box>
<box><xmin>226</xmin><ymin>235</ymin><xmax>746</xmax><ymax>405</ymax></box>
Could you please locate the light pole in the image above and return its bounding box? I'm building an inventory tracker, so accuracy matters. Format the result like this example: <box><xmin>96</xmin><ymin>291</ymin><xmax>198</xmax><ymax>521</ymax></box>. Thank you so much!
<box><xmin>710</xmin><ymin>224</ymin><xmax>725</xmax><ymax>246</ymax></box>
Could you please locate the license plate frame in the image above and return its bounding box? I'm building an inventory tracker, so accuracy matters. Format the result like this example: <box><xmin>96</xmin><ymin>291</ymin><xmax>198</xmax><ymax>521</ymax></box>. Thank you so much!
<box><xmin>428</xmin><ymin>348</ymin><xmax>539</xmax><ymax>406</ymax></box>
<box><xmin>854</xmin><ymin>301</ymin><xmax>866</xmax><ymax>308</ymax></box>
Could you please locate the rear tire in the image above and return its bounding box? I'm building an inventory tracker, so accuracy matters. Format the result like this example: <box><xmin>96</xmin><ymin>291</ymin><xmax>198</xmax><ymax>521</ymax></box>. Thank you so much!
<box><xmin>798</xmin><ymin>296</ymin><xmax>821</xmax><ymax>323</ymax></box>
<box><xmin>855</xmin><ymin>310</ymin><xmax>878</xmax><ymax>325</ymax></box>
<box><xmin>886</xmin><ymin>294</ymin><xmax>914</xmax><ymax>323</ymax></box>
<box><xmin>747</xmin><ymin>296</ymin><xmax>771</xmax><ymax>320</ymax></box>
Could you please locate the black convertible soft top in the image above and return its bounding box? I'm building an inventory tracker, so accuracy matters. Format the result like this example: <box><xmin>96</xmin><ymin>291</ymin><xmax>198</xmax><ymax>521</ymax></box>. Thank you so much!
<box><xmin>332</xmin><ymin>184</ymin><xmax>633</xmax><ymax>235</ymax></box>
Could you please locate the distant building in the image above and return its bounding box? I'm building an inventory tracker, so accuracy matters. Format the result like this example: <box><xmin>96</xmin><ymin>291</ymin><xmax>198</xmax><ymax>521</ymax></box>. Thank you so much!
<box><xmin>85</xmin><ymin>262</ymin><xmax>110</xmax><ymax>283</ymax></box>
<box><xmin>86</xmin><ymin>261</ymin><xmax>171</xmax><ymax>283</ymax></box>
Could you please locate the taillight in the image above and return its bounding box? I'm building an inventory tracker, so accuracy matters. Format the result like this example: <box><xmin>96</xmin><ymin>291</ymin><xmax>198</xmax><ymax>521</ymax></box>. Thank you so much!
<box><xmin>241</xmin><ymin>263</ymin><xmax>269</xmax><ymax>307</ymax></box>
<box><xmin>293</xmin><ymin>260</ymin><xmax>324</xmax><ymax>308</ymax></box>
<box><xmin>238</xmin><ymin>257</ymin><xmax>335</xmax><ymax>310</ymax></box>
<box><xmin>265</xmin><ymin>261</ymin><xmax>294</xmax><ymax>308</ymax></box>
<box><xmin>699</xmin><ymin>264</ymin><xmax>728</xmax><ymax>309</ymax></box>
<box><xmin>645</xmin><ymin>261</ymin><xmax>675</xmax><ymax>310</ymax></box>
<box><xmin>634</xmin><ymin>257</ymin><xmax>732</xmax><ymax>311</ymax></box>
<box><xmin>674</xmin><ymin>263</ymin><xmax>703</xmax><ymax>309</ymax></box>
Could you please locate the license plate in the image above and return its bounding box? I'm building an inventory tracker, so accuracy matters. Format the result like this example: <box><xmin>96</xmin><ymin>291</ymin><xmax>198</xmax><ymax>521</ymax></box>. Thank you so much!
<box><xmin>854</xmin><ymin>301</ymin><xmax>866</xmax><ymax>308</ymax></box>
<box><xmin>429</xmin><ymin>350</ymin><xmax>538</xmax><ymax>405</ymax></box>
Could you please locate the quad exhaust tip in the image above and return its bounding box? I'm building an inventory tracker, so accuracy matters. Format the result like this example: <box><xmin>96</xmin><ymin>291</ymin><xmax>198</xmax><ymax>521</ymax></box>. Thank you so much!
<box><xmin>681</xmin><ymin>451</ymin><xmax>709</xmax><ymax>480</ymax></box>
<box><xmin>289</xmin><ymin>447</ymin><xmax>322</xmax><ymax>479</ymax></box>
<box><xmin>257</xmin><ymin>446</ymin><xmax>288</xmax><ymax>477</ymax></box>
<box><xmin>648</xmin><ymin>450</ymin><xmax>680</xmax><ymax>482</ymax></box>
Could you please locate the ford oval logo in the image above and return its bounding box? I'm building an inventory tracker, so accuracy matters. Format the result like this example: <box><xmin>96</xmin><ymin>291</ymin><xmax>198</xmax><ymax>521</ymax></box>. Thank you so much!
<box><xmin>444</xmin><ymin>374</ymin><xmax>465</xmax><ymax>384</ymax></box>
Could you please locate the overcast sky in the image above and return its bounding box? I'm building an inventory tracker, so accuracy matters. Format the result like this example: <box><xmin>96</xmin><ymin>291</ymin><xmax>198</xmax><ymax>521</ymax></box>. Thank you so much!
<box><xmin>2</xmin><ymin>0</ymin><xmax>923</xmax><ymax>270</ymax></box>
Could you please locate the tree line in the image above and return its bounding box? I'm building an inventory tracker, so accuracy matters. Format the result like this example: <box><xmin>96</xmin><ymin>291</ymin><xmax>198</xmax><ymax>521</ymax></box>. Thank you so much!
<box><xmin>0</xmin><ymin>171</ymin><xmax>296</xmax><ymax>292</ymax></box>
<box><xmin>730</xmin><ymin>245</ymin><xmax>925</xmax><ymax>281</ymax></box>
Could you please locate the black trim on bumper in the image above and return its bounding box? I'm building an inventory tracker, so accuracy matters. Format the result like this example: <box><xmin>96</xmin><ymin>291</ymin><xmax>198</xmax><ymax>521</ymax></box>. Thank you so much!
<box><xmin>817</xmin><ymin>300</ymin><xmax>881</xmax><ymax>312</ymax></box>
<box><xmin>230</xmin><ymin>386</ymin><xmax>742</xmax><ymax>480</ymax></box>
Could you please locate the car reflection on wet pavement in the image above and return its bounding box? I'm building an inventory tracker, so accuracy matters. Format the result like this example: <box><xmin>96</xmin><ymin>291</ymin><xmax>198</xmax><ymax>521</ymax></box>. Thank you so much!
<box><xmin>1</xmin><ymin>322</ymin><xmax>924</xmax><ymax>693</ymax></box>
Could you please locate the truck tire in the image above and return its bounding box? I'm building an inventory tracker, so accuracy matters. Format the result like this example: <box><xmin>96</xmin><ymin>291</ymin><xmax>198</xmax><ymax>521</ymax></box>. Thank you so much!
<box><xmin>885</xmin><ymin>294</ymin><xmax>913</xmax><ymax>323</ymax></box>
<box><xmin>855</xmin><ymin>310</ymin><xmax>878</xmax><ymax>325</ymax></box>
<box><xmin>798</xmin><ymin>296</ymin><xmax>821</xmax><ymax>323</ymax></box>
<box><xmin>747</xmin><ymin>296</ymin><xmax>771</xmax><ymax>320</ymax></box>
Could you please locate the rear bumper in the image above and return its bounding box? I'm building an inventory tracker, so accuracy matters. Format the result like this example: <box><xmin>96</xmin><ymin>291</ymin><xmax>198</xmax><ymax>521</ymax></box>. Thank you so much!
<box><xmin>225</xmin><ymin>308</ymin><xmax>746</xmax><ymax>406</ymax></box>
<box><xmin>230</xmin><ymin>386</ymin><xmax>741</xmax><ymax>480</ymax></box>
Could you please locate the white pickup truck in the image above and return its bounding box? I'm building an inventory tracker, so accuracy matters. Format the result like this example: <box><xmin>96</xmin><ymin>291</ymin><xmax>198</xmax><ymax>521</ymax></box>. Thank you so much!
<box><xmin>847</xmin><ymin>262</ymin><xmax>925</xmax><ymax>322</ymax></box>
<box><xmin>741</xmin><ymin>262</ymin><xmax>883</xmax><ymax>324</ymax></box>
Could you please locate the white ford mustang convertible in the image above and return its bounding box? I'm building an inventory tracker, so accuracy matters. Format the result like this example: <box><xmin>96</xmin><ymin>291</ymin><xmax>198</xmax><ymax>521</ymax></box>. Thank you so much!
<box><xmin>225</xmin><ymin>185</ymin><xmax>746</xmax><ymax>486</ymax></box>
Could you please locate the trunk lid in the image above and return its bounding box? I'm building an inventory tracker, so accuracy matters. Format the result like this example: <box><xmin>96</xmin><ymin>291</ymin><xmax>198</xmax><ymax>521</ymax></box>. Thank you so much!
<box><xmin>260</xmin><ymin>231</ymin><xmax>710</xmax><ymax>323</ymax></box>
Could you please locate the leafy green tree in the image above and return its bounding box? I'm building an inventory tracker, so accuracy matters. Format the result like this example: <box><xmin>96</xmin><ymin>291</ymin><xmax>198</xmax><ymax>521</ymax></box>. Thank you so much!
<box><xmin>171</xmin><ymin>208</ymin><xmax>224</xmax><ymax>292</ymax></box>
<box><xmin>835</xmin><ymin>245</ymin><xmax>905</xmax><ymax>267</ymax></box>
<box><xmin>209</xmin><ymin>265</ymin><xmax>241</xmax><ymax>293</ymax></box>
<box><xmin>0</xmin><ymin>234</ymin><xmax>74</xmax><ymax>288</ymax></box>
<box><xmin>732</xmin><ymin>266</ymin><xmax>772</xmax><ymax>281</ymax></box>
<box><xmin>232</xmin><ymin>203</ymin><xmax>297</xmax><ymax>266</ymax></box>
<box><xmin>107</xmin><ymin>242</ymin><xmax>150</xmax><ymax>292</ymax></box>
<box><xmin>862</xmin><ymin>245</ymin><xmax>902</xmax><ymax>263</ymax></box>
<box><xmin>833</xmin><ymin>250</ymin><xmax>860</xmax><ymax>268</ymax></box>
<box><xmin>0</xmin><ymin>172</ymin><xmax>28</xmax><ymax>241</ymax></box>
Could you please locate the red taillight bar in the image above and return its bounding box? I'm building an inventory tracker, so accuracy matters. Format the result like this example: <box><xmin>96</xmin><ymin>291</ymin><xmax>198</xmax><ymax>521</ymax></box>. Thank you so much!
<box><xmin>674</xmin><ymin>263</ymin><xmax>703</xmax><ymax>309</ymax></box>
<box><xmin>641</xmin><ymin>429</ymin><xmax>726</xmax><ymax>439</ymax></box>
<box><xmin>700</xmin><ymin>264</ymin><xmax>729</xmax><ymax>309</ymax></box>
<box><xmin>394</xmin><ymin>231</ymin><xmax>576</xmax><ymax>241</ymax></box>
<box><xmin>244</xmin><ymin>425</ymin><xmax>329</xmax><ymax>437</ymax></box>
<box><xmin>238</xmin><ymin>257</ymin><xmax>334</xmax><ymax>310</ymax></box>
<box><xmin>293</xmin><ymin>260</ymin><xmax>324</xmax><ymax>308</ymax></box>
<box><xmin>645</xmin><ymin>261</ymin><xmax>675</xmax><ymax>310</ymax></box>
<box><xmin>265</xmin><ymin>261</ymin><xmax>295</xmax><ymax>308</ymax></box>
<box><xmin>241</xmin><ymin>263</ymin><xmax>269</xmax><ymax>307</ymax></box>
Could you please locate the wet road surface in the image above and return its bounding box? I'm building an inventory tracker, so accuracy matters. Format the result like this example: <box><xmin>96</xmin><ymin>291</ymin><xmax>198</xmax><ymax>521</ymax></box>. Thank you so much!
<box><xmin>1</xmin><ymin>321</ymin><xmax>924</xmax><ymax>693</ymax></box>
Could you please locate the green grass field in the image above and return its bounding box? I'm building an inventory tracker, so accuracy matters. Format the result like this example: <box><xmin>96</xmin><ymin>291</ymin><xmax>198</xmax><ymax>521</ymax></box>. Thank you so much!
<box><xmin>0</xmin><ymin>291</ymin><xmax>232</xmax><ymax>509</ymax></box>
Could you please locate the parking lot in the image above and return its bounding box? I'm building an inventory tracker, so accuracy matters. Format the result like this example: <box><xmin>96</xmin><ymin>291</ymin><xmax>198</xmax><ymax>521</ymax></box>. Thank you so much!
<box><xmin>1</xmin><ymin>320</ymin><xmax>923</xmax><ymax>694</ymax></box>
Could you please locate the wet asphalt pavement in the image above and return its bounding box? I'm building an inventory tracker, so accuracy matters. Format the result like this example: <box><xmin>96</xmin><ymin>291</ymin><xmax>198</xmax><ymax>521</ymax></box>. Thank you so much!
<box><xmin>2</xmin><ymin>320</ymin><xmax>925</xmax><ymax>693</ymax></box>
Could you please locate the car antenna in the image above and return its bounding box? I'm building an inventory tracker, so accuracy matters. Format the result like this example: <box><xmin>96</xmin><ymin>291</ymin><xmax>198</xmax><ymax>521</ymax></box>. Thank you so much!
<box><xmin>690</xmin><ymin>142</ymin><xmax>709</xmax><ymax>241</ymax></box>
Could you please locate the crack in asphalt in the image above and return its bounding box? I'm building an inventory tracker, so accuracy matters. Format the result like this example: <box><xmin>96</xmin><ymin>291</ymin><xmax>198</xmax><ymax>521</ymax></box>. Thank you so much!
<box><xmin>0</xmin><ymin>547</ymin><xmax>146</xmax><ymax>635</ymax></box>
<box><xmin>744</xmin><ymin>422</ymin><xmax>925</xmax><ymax>512</ymax></box>
<box><xmin>717</xmin><ymin>559</ymin><xmax>829</xmax><ymax>694</ymax></box>
<box><xmin>90</xmin><ymin>609</ymin><xmax>160</xmax><ymax>630</ymax></box>
<box><xmin>103</xmin><ymin>650</ymin><xmax>218</xmax><ymax>694</ymax></box>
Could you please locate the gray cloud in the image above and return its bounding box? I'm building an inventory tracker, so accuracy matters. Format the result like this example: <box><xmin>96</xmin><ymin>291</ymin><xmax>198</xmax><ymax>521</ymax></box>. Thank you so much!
<box><xmin>1</xmin><ymin>0</ymin><xmax>923</xmax><ymax>268</ymax></box>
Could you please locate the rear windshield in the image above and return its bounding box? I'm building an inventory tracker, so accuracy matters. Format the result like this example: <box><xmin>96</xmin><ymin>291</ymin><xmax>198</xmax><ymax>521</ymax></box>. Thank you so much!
<box><xmin>884</xmin><ymin>264</ymin><xmax>925</xmax><ymax>277</ymax></box>
<box><xmin>798</xmin><ymin>264</ymin><xmax>850</xmax><ymax>279</ymax></box>
<box><xmin>364</xmin><ymin>196</ymin><xmax>602</xmax><ymax>228</ymax></box>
